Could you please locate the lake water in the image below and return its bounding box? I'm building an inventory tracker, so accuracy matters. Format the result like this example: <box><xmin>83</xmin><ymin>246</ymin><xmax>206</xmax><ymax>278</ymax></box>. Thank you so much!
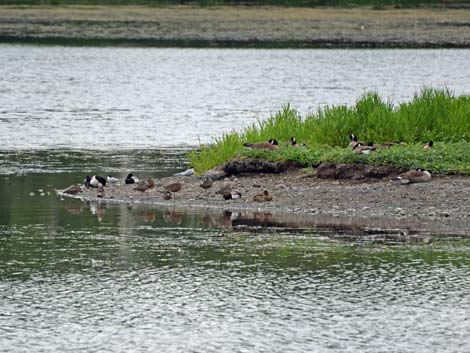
<box><xmin>1</xmin><ymin>45</ymin><xmax>470</xmax><ymax>149</ymax></box>
<box><xmin>2</xmin><ymin>46</ymin><xmax>470</xmax><ymax>352</ymax></box>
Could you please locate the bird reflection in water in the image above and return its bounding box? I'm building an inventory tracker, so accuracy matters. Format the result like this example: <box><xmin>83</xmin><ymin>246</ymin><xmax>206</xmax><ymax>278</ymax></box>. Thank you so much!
<box><xmin>89</xmin><ymin>201</ymin><xmax>106</xmax><ymax>222</ymax></box>
<box><xmin>163</xmin><ymin>210</ymin><xmax>183</xmax><ymax>225</ymax></box>
<box><xmin>135</xmin><ymin>210</ymin><xmax>156</xmax><ymax>223</ymax></box>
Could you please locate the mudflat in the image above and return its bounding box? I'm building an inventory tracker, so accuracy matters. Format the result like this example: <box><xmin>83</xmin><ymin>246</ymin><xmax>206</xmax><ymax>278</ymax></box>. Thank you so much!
<box><xmin>60</xmin><ymin>171</ymin><xmax>470</xmax><ymax>235</ymax></box>
<box><xmin>1</xmin><ymin>5</ymin><xmax>470</xmax><ymax>47</ymax></box>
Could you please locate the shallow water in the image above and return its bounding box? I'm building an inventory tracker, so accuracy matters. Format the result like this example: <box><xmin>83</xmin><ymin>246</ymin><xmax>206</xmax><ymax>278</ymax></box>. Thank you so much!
<box><xmin>1</xmin><ymin>151</ymin><xmax>470</xmax><ymax>352</ymax></box>
<box><xmin>1</xmin><ymin>46</ymin><xmax>470</xmax><ymax>149</ymax></box>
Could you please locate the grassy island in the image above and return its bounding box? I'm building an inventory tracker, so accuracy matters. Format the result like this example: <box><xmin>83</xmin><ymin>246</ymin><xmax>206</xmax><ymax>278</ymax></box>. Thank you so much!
<box><xmin>189</xmin><ymin>89</ymin><xmax>470</xmax><ymax>175</ymax></box>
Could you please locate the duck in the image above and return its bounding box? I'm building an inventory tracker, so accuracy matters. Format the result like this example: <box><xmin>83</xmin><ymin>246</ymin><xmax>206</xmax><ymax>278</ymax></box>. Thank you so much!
<box><xmin>397</xmin><ymin>169</ymin><xmax>431</xmax><ymax>184</ymax></box>
<box><xmin>243</xmin><ymin>138</ymin><xmax>279</xmax><ymax>150</ymax></box>
<box><xmin>423</xmin><ymin>140</ymin><xmax>434</xmax><ymax>149</ymax></box>
<box><xmin>253</xmin><ymin>190</ymin><xmax>273</xmax><ymax>202</ymax></box>
<box><xmin>174</xmin><ymin>168</ymin><xmax>195</xmax><ymax>177</ymax></box>
<box><xmin>125</xmin><ymin>173</ymin><xmax>139</xmax><ymax>184</ymax></box>
<box><xmin>200</xmin><ymin>178</ymin><xmax>213</xmax><ymax>189</ymax></box>
<box><xmin>84</xmin><ymin>175</ymin><xmax>107</xmax><ymax>188</ymax></box>
<box><xmin>63</xmin><ymin>184</ymin><xmax>82</xmax><ymax>195</ymax></box>
<box><xmin>107</xmin><ymin>175</ymin><xmax>120</xmax><ymax>184</ymax></box>
<box><xmin>223</xmin><ymin>190</ymin><xmax>241</xmax><ymax>200</ymax></box>
<box><xmin>97</xmin><ymin>186</ymin><xmax>105</xmax><ymax>198</ymax></box>
<box><xmin>134</xmin><ymin>178</ymin><xmax>155</xmax><ymax>193</ymax></box>
<box><xmin>165</xmin><ymin>182</ymin><xmax>182</xmax><ymax>199</ymax></box>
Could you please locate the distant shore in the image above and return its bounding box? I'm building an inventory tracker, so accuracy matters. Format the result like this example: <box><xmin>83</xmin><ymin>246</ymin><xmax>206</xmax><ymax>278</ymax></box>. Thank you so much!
<box><xmin>1</xmin><ymin>5</ymin><xmax>470</xmax><ymax>48</ymax></box>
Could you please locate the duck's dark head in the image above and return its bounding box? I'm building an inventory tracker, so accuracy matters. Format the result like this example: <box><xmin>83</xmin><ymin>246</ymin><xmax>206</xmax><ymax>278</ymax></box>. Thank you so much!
<box><xmin>127</xmin><ymin>173</ymin><xmax>133</xmax><ymax>178</ymax></box>
<box><xmin>349</xmin><ymin>133</ymin><xmax>357</xmax><ymax>142</ymax></box>
<box><xmin>268</xmin><ymin>138</ymin><xmax>278</xmax><ymax>146</ymax></box>
<box><xmin>428</xmin><ymin>140</ymin><xmax>434</xmax><ymax>147</ymax></box>
<box><xmin>290</xmin><ymin>137</ymin><xmax>297</xmax><ymax>145</ymax></box>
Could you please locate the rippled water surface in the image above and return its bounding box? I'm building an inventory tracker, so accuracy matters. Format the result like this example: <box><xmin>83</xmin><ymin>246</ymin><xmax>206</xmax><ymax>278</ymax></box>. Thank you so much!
<box><xmin>1</xmin><ymin>151</ymin><xmax>470</xmax><ymax>352</ymax></box>
<box><xmin>2</xmin><ymin>46</ymin><xmax>470</xmax><ymax>352</ymax></box>
<box><xmin>1</xmin><ymin>45</ymin><xmax>470</xmax><ymax>149</ymax></box>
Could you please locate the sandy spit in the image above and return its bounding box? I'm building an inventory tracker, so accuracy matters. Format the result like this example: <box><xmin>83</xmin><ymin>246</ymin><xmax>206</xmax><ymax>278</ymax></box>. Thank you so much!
<box><xmin>58</xmin><ymin>171</ymin><xmax>470</xmax><ymax>236</ymax></box>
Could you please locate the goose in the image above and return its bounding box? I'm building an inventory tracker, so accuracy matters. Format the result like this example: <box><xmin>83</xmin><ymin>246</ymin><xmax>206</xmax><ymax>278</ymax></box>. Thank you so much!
<box><xmin>397</xmin><ymin>169</ymin><xmax>431</xmax><ymax>184</ymax></box>
<box><xmin>84</xmin><ymin>175</ymin><xmax>106</xmax><ymax>188</ymax></box>
<box><xmin>352</xmin><ymin>143</ymin><xmax>376</xmax><ymax>155</ymax></box>
<box><xmin>423</xmin><ymin>140</ymin><xmax>434</xmax><ymax>149</ymax></box>
<box><xmin>349</xmin><ymin>133</ymin><xmax>366</xmax><ymax>149</ymax></box>
<box><xmin>243</xmin><ymin>138</ymin><xmax>279</xmax><ymax>150</ymax></box>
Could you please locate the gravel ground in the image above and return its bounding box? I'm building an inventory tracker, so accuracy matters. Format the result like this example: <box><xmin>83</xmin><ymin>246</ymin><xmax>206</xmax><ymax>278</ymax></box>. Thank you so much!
<box><xmin>59</xmin><ymin>171</ymin><xmax>470</xmax><ymax>236</ymax></box>
<box><xmin>1</xmin><ymin>6</ymin><xmax>470</xmax><ymax>47</ymax></box>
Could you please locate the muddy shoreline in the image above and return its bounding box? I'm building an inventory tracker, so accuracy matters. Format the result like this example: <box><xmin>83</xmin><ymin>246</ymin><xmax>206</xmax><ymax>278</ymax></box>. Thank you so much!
<box><xmin>2</xmin><ymin>5</ymin><xmax>470</xmax><ymax>47</ymax></box>
<box><xmin>59</xmin><ymin>170</ymin><xmax>470</xmax><ymax>235</ymax></box>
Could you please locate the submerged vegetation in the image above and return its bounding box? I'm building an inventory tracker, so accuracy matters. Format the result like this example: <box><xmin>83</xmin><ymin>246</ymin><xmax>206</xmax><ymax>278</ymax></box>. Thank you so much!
<box><xmin>189</xmin><ymin>88</ymin><xmax>470</xmax><ymax>174</ymax></box>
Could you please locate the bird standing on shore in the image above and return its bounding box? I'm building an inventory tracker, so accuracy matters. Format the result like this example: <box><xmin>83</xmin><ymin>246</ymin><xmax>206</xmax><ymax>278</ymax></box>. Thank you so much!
<box><xmin>200</xmin><ymin>178</ymin><xmax>213</xmax><ymax>190</ymax></box>
<box><xmin>165</xmin><ymin>182</ymin><xmax>182</xmax><ymax>200</ymax></box>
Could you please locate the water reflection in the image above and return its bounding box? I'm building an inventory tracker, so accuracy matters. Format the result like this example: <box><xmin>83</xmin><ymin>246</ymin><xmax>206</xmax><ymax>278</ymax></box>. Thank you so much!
<box><xmin>2</xmin><ymin>152</ymin><xmax>470</xmax><ymax>352</ymax></box>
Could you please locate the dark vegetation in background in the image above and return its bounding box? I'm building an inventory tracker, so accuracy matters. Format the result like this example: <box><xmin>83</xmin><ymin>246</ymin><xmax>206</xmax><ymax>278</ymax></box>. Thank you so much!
<box><xmin>0</xmin><ymin>0</ymin><xmax>459</xmax><ymax>8</ymax></box>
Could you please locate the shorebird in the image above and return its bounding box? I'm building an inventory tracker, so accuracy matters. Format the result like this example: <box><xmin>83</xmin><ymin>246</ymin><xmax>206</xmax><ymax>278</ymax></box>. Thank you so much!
<box><xmin>243</xmin><ymin>138</ymin><xmax>279</xmax><ymax>150</ymax></box>
<box><xmin>253</xmin><ymin>190</ymin><xmax>273</xmax><ymax>202</ymax></box>
<box><xmin>165</xmin><ymin>182</ymin><xmax>182</xmax><ymax>200</ymax></box>
<box><xmin>200</xmin><ymin>178</ymin><xmax>213</xmax><ymax>190</ymax></box>
<box><xmin>174</xmin><ymin>168</ymin><xmax>194</xmax><ymax>176</ymax></box>
<box><xmin>107</xmin><ymin>175</ymin><xmax>120</xmax><ymax>184</ymax></box>
<box><xmin>397</xmin><ymin>169</ymin><xmax>431</xmax><ymax>184</ymax></box>
<box><xmin>125</xmin><ymin>173</ymin><xmax>139</xmax><ymax>184</ymax></box>
<box><xmin>163</xmin><ymin>191</ymin><xmax>172</xmax><ymax>200</ymax></box>
<box><xmin>63</xmin><ymin>184</ymin><xmax>82</xmax><ymax>195</ymax></box>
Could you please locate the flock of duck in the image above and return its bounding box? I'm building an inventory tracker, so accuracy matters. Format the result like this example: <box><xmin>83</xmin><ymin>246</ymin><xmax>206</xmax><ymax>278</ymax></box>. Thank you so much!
<box><xmin>63</xmin><ymin>171</ymin><xmax>274</xmax><ymax>203</ymax></box>
<box><xmin>62</xmin><ymin>133</ymin><xmax>433</xmax><ymax>202</ymax></box>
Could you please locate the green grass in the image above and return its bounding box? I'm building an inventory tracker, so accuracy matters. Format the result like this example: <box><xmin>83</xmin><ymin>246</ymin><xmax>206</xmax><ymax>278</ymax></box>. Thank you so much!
<box><xmin>189</xmin><ymin>88</ymin><xmax>470</xmax><ymax>175</ymax></box>
<box><xmin>0</xmin><ymin>0</ymin><xmax>445</xmax><ymax>7</ymax></box>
